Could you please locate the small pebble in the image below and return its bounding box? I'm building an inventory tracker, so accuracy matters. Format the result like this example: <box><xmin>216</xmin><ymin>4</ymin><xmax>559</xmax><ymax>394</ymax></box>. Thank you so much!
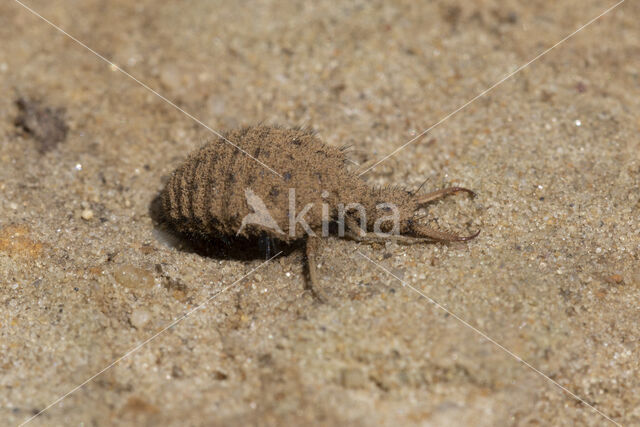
<box><xmin>81</xmin><ymin>209</ymin><xmax>94</xmax><ymax>220</ymax></box>
<box><xmin>130</xmin><ymin>308</ymin><xmax>151</xmax><ymax>328</ymax></box>
<box><xmin>114</xmin><ymin>265</ymin><xmax>155</xmax><ymax>289</ymax></box>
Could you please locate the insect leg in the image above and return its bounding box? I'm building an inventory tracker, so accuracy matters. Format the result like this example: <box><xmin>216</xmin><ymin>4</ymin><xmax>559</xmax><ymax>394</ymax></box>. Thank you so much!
<box><xmin>258</xmin><ymin>233</ymin><xmax>272</xmax><ymax>260</ymax></box>
<box><xmin>305</xmin><ymin>236</ymin><xmax>328</xmax><ymax>302</ymax></box>
<box><xmin>415</xmin><ymin>186</ymin><xmax>476</xmax><ymax>205</ymax></box>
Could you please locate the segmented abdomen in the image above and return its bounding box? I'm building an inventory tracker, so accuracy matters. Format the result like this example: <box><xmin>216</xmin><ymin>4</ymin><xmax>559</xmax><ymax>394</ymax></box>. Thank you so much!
<box><xmin>161</xmin><ymin>126</ymin><xmax>351</xmax><ymax>240</ymax></box>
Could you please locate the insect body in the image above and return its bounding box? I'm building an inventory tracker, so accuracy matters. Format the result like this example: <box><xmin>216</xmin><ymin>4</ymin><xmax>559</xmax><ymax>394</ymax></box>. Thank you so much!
<box><xmin>161</xmin><ymin>126</ymin><xmax>478</xmax><ymax>300</ymax></box>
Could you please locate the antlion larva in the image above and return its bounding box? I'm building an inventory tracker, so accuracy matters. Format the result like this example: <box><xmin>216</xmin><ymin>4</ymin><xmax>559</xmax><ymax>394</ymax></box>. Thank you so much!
<box><xmin>161</xmin><ymin>125</ymin><xmax>479</xmax><ymax>301</ymax></box>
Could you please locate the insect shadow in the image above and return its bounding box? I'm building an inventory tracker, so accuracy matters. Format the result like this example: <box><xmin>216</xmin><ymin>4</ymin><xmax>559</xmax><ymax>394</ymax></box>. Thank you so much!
<box><xmin>149</xmin><ymin>193</ymin><xmax>299</xmax><ymax>262</ymax></box>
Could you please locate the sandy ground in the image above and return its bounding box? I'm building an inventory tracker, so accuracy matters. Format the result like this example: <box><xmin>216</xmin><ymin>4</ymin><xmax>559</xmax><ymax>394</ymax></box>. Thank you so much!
<box><xmin>1</xmin><ymin>0</ymin><xmax>639</xmax><ymax>425</ymax></box>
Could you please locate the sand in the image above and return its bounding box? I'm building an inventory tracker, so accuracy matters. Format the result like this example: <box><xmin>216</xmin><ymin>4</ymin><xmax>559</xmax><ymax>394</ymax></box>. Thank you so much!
<box><xmin>1</xmin><ymin>0</ymin><xmax>638</xmax><ymax>425</ymax></box>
